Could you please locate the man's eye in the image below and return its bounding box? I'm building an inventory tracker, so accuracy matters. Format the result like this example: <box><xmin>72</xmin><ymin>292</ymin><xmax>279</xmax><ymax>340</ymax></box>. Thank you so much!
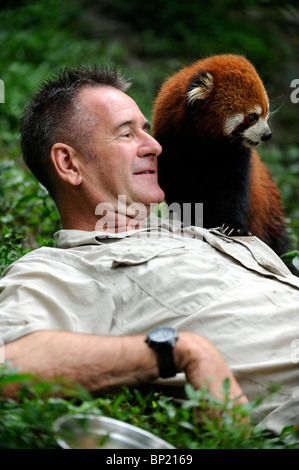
<box><xmin>248</xmin><ymin>113</ymin><xmax>258</xmax><ymax>122</ymax></box>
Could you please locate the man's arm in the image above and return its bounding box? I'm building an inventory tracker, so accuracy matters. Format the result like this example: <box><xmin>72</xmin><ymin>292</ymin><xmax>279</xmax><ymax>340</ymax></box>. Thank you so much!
<box><xmin>4</xmin><ymin>330</ymin><xmax>247</xmax><ymax>404</ymax></box>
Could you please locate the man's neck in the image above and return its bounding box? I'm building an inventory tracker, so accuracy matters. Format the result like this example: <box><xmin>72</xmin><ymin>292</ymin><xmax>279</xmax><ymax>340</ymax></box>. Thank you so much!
<box><xmin>60</xmin><ymin>210</ymin><xmax>147</xmax><ymax>233</ymax></box>
<box><xmin>95</xmin><ymin>211</ymin><xmax>147</xmax><ymax>233</ymax></box>
<box><xmin>58</xmin><ymin>193</ymin><xmax>151</xmax><ymax>233</ymax></box>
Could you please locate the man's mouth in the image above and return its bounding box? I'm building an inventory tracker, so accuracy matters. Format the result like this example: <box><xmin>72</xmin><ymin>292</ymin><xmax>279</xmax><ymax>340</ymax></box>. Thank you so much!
<box><xmin>134</xmin><ymin>170</ymin><xmax>156</xmax><ymax>175</ymax></box>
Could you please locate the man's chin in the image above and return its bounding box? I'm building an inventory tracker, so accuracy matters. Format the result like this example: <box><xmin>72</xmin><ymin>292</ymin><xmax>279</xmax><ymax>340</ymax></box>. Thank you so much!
<box><xmin>148</xmin><ymin>188</ymin><xmax>165</xmax><ymax>206</ymax></box>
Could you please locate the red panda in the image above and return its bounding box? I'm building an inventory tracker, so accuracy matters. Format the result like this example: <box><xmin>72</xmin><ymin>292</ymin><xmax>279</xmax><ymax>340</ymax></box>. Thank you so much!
<box><xmin>152</xmin><ymin>54</ymin><xmax>291</xmax><ymax>257</ymax></box>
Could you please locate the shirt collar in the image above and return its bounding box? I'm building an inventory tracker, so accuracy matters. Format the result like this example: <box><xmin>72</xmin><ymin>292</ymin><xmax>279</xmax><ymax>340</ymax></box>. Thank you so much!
<box><xmin>53</xmin><ymin>215</ymin><xmax>182</xmax><ymax>249</ymax></box>
<box><xmin>53</xmin><ymin>228</ymin><xmax>146</xmax><ymax>248</ymax></box>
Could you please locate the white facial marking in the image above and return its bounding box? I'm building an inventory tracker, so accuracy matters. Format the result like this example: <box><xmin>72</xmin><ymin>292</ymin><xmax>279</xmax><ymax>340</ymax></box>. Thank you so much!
<box><xmin>243</xmin><ymin>117</ymin><xmax>271</xmax><ymax>147</ymax></box>
<box><xmin>252</xmin><ymin>105</ymin><xmax>262</xmax><ymax>116</ymax></box>
<box><xmin>224</xmin><ymin>114</ymin><xmax>244</xmax><ymax>135</ymax></box>
<box><xmin>244</xmin><ymin>118</ymin><xmax>269</xmax><ymax>139</ymax></box>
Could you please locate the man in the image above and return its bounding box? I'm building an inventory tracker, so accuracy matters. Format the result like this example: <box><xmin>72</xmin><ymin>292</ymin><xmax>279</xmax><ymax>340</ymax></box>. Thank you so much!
<box><xmin>1</xmin><ymin>65</ymin><xmax>299</xmax><ymax>434</ymax></box>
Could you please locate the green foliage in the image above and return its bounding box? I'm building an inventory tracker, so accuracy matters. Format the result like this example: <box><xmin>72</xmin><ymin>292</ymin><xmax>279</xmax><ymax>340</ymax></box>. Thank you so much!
<box><xmin>88</xmin><ymin>0</ymin><xmax>299</xmax><ymax>145</ymax></box>
<box><xmin>259</xmin><ymin>145</ymin><xmax>299</xmax><ymax>270</ymax></box>
<box><xmin>89</xmin><ymin>3</ymin><xmax>297</xmax><ymax>79</ymax></box>
<box><xmin>0</xmin><ymin>226</ymin><xmax>29</xmax><ymax>273</ymax></box>
<box><xmin>260</xmin><ymin>145</ymin><xmax>299</xmax><ymax>221</ymax></box>
<box><xmin>1</xmin><ymin>0</ymin><xmax>299</xmax><ymax>145</ymax></box>
<box><xmin>1</xmin><ymin>364</ymin><xmax>298</xmax><ymax>449</ymax></box>
<box><xmin>0</xmin><ymin>160</ymin><xmax>59</xmax><ymax>274</ymax></box>
<box><xmin>0</xmin><ymin>0</ymin><xmax>131</xmax><ymax>157</ymax></box>
<box><xmin>0</xmin><ymin>364</ymin><xmax>91</xmax><ymax>449</ymax></box>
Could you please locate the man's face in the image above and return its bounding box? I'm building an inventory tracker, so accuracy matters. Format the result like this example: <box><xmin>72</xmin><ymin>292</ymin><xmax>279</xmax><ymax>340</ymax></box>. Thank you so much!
<box><xmin>76</xmin><ymin>86</ymin><xmax>165</xmax><ymax>214</ymax></box>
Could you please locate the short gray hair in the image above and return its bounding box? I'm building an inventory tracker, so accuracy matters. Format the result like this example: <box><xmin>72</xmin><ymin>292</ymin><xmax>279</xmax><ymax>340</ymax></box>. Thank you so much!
<box><xmin>20</xmin><ymin>64</ymin><xmax>131</xmax><ymax>195</ymax></box>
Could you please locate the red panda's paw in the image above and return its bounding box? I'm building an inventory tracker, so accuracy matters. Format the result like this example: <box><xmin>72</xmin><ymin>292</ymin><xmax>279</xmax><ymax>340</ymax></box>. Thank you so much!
<box><xmin>220</xmin><ymin>225</ymin><xmax>251</xmax><ymax>237</ymax></box>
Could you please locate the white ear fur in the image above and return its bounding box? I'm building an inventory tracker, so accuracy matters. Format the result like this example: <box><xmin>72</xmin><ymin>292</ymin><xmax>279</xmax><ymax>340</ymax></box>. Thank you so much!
<box><xmin>187</xmin><ymin>72</ymin><xmax>214</xmax><ymax>104</ymax></box>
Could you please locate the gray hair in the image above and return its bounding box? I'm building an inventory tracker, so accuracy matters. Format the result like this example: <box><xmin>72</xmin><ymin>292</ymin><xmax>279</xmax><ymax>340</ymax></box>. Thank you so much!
<box><xmin>20</xmin><ymin>64</ymin><xmax>131</xmax><ymax>196</ymax></box>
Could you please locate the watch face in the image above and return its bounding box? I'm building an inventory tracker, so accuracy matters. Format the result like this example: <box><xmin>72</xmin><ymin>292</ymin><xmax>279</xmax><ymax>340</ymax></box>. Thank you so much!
<box><xmin>150</xmin><ymin>327</ymin><xmax>176</xmax><ymax>343</ymax></box>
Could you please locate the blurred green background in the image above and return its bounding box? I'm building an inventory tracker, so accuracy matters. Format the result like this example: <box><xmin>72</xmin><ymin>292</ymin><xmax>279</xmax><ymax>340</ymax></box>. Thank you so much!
<box><xmin>0</xmin><ymin>0</ymin><xmax>299</xmax><ymax>268</ymax></box>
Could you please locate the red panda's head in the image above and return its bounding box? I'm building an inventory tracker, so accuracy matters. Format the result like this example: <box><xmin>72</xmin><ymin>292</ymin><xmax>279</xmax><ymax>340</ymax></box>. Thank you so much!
<box><xmin>153</xmin><ymin>54</ymin><xmax>271</xmax><ymax>149</ymax></box>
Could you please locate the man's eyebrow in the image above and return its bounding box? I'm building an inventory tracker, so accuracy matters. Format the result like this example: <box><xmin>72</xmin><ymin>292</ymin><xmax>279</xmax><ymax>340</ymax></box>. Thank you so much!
<box><xmin>114</xmin><ymin>120</ymin><xmax>151</xmax><ymax>132</ymax></box>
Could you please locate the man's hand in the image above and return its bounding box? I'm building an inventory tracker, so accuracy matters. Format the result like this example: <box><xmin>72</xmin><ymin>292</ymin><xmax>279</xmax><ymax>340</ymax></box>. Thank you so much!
<box><xmin>174</xmin><ymin>332</ymin><xmax>248</xmax><ymax>405</ymax></box>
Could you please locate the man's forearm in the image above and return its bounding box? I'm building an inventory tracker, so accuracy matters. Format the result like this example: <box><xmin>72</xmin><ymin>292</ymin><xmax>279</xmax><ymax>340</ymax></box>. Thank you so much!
<box><xmin>4</xmin><ymin>330</ymin><xmax>160</xmax><ymax>393</ymax></box>
<box><xmin>4</xmin><ymin>330</ymin><xmax>247</xmax><ymax>405</ymax></box>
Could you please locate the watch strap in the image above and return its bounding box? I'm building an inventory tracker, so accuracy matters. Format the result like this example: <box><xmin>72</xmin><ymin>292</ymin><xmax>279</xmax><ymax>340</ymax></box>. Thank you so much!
<box><xmin>155</xmin><ymin>343</ymin><xmax>178</xmax><ymax>378</ymax></box>
<box><xmin>145</xmin><ymin>327</ymin><xmax>178</xmax><ymax>378</ymax></box>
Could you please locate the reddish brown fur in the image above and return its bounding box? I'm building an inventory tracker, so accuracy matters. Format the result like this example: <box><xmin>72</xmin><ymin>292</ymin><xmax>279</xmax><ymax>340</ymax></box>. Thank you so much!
<box><xmin>153</xmin><ymin>54</ymin><xmax>291</xmax><ymax>256</ymax></box>
<box><xmin>153</xmin><ymin>55</ymin><xmax>269</xmax><ymax>139</ymax></box>
<box><xmin>248</xmin><ymin>150</ymin><xmax>288</xmax><ymax>246</ymax></box>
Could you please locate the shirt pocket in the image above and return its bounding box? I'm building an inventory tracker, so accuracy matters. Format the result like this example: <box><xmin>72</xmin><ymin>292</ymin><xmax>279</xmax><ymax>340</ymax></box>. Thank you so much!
<box><xmin>110</xmin><ymin>237</ymin><xmax>185</xmax><ymax>268</ymax></box>
<box><xmin>112</xmin><ymin>238</ymin><xmax>239</xmax><ymax>317</ymax></box>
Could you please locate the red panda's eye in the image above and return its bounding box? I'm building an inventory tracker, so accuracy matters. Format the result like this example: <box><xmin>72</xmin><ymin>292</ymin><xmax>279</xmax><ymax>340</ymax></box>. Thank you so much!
<box><xmin>248</xmin><ymin>113</ymin><xmax>258</xmax><ymax>122</ymax></box>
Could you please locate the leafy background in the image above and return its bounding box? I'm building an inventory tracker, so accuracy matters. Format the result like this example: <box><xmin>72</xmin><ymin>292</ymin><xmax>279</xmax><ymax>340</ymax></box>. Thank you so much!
<box><xmin>0</xmin><ymin>0</ymin><xmax>299</xmax><ymax>448</ymax></box>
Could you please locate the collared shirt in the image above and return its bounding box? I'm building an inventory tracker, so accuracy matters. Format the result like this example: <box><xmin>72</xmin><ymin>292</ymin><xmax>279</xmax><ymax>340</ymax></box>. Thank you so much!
<box><xmin>1</xmin><ymin>220</ymin><xmax>299</xmax><ymax>433</ymax></box>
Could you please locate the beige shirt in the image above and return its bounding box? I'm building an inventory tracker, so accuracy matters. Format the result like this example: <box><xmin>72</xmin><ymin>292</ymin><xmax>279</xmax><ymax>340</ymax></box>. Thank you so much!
<box><xmin>1</xmin><ymin>220</ymin><xmax>299</xmax><ymax>433</ymax></box>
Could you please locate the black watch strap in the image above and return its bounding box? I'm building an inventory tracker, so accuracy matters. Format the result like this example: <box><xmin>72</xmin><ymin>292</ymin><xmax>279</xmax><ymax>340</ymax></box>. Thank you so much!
<box><xmin>145</xmin><ymin>327</ymin><xmax>178</xmax><ymax>378</ymax></box>
<box><xmin>156</xmin><ymin>344</ymin><xmax>178</xmax><ymax>378</ymax></box>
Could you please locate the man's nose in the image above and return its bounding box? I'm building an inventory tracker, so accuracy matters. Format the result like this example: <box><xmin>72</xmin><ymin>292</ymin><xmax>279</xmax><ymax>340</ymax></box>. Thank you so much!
<box><xmin>140</xmin><ymin>133</ymin><xmax>162</xmax><ymax>157</ymax></box>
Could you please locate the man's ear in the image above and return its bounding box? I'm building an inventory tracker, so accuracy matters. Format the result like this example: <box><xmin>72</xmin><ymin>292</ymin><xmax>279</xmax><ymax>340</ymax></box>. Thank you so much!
<box><xmin>50</xmin><ymin>143</ymin><xmax>82</xmax><ymax>186</ymax></box>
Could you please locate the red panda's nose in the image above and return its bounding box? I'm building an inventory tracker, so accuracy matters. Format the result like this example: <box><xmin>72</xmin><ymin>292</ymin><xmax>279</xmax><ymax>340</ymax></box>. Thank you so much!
<box><xmin>261</xmin><ymin>131</ymin><xmax>272</xmax><ymax>141</ymax></box>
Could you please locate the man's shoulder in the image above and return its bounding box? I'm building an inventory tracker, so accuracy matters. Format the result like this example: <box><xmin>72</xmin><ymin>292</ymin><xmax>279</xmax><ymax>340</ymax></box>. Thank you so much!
<box><xmin>13</xmin><ymin>245</ymin><xmax>64</xmax><ymax>262</ymax></box>
<box><xmin>0</xmin><ymin>245</ymin><xmax>65</xmax><ymax>277</ymax></box>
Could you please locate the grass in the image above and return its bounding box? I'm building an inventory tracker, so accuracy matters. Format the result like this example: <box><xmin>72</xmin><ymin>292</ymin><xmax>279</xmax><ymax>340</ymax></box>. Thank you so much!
<box><xmin>1</xmin><ymin>363</ymin><xmax>299</xmax><ymax>449</ymax></box>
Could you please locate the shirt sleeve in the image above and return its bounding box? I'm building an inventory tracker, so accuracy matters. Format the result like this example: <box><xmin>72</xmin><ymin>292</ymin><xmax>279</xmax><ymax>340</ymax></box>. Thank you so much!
<box><xmin>0</xmin><ymin>254</ymin><xmax>116</xmax><ymax>343</ymax></box>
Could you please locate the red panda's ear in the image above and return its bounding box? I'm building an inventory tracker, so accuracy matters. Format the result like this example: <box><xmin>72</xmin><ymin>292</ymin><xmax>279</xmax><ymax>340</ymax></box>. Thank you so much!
<box><xmin>187</xmin><ymin>72</ymin><xmax>213</xmax><ymax>104</ymax></box>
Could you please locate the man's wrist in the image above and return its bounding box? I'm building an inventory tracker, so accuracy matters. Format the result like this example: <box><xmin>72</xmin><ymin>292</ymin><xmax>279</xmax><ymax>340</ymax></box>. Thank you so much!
<box><xmin>145</xmin><ymin>327</ymin><xmax>178</xmax><ymax>378</ymax></box>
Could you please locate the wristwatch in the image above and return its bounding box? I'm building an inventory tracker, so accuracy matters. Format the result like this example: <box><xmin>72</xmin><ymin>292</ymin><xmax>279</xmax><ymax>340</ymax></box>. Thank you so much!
<box><xmin>145</xmin><ymin>326</ymin><xmax>178</xmax><ymax>378</ymax></box>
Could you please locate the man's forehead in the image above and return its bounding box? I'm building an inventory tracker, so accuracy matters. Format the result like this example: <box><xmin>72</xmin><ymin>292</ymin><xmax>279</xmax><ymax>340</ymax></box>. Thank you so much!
<box><xmin>77</xmin><ymin>85</ymin><xmax>148</xmax><ymax>129</ymax></box>
<box><xmin>78</xmin><ymin>85</ymin><xmax>136</xmax><ymax>113</ymax></box>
